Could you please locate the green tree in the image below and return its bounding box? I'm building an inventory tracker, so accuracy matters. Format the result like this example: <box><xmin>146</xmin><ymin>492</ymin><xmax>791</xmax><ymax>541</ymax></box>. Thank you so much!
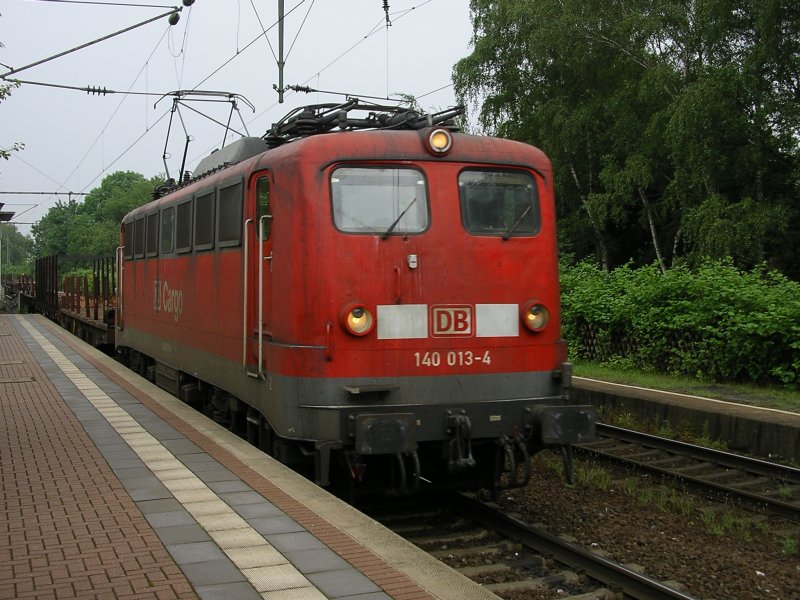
<box><xmin>454</xmin><ymin>0</ymin><xmax>800</xmax><ymax>275</ymax></box>
<box><xmin>31</xmin><ymin>197</ymin><xmax>80</xmax><ymax>258</ymax></box>
<box><xmin>31</xmin><ymin>171</ymin><xmax>158</xmax><ymax>263</ymax></box>
<box><xmin>68</xmin><ymin>171</ymin><xmax>159</xmax><ymax>257</ymax></box>
<box><xmin>0</xmin><ymin>224</ymin><xmax>33</xmax><ymax>275</ymax></box>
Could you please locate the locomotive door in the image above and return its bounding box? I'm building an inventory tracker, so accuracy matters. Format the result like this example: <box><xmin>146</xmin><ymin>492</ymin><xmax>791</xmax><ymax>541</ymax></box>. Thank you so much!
<box><xmin>243</xmin><ymin>172</ymin><xmax>273</xmax><ymax>377</ymax></box>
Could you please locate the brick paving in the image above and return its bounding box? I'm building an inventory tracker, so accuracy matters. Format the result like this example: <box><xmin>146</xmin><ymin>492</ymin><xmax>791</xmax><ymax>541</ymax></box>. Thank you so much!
<box><xmin>1</xmin><ymin>312</ymin><xmax>473</xmax><ymax>600</ymax></box>
<box><xmin>42</xmin><ymin>317</ymin><xmax>440</xmax><ymax>600</ymax></box>
<box><xmin>0</xmin><ymin>315</ymin><xmax>197</xmax><ymax>599</ymax></box>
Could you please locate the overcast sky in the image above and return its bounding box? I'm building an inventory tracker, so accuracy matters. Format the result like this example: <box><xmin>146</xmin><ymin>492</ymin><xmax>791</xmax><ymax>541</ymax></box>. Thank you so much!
<box><xmin>1</xmin><ymin>0</ymin><xmax>474</xmax><ymax>233</ymax></box>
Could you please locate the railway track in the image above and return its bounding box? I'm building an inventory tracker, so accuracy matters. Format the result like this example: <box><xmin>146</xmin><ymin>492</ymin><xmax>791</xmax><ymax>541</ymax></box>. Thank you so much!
<box><xmin>364</xmin><ymin>493</ymin><xmax>696</xmax><ymax>600</ymax></box>
<box><xmin>578</xmin><ymin>423</ymin><xmax>800</xmax><ymax>522</ymax></box>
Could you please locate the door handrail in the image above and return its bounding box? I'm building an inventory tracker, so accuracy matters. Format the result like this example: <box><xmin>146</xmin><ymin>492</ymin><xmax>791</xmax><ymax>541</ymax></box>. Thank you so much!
<box><xmin>116</xmin><ymin>246</ymin><xmax>124</xmax><ymax>329</ymax></box>
<box><xmin>242</xmin><ymin>218</ymin><xmax>253</xmax><ymax>369</ymax></box>
<box><xmin>257</xmin><ymin>215</ymin><xmax>270</xmax><ymax>378</ymax></box>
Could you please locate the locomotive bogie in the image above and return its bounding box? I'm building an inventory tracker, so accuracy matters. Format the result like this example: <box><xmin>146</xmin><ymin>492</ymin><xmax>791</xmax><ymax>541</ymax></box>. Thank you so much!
<box><xmin>116</xmin><ymin>113</ymin><xmax>595</xmax><ymax>494</ymax></box>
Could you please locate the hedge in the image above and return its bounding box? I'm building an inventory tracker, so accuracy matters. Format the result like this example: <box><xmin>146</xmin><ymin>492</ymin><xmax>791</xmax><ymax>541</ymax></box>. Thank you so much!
<box><xmin>559</xmin><ymin>260</ymin><xmax>800</xmax><ymax>386</ymax></box>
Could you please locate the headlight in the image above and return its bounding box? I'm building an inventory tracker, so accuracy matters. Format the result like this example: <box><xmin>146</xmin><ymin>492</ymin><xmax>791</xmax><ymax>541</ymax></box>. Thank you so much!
<box><xmin>342</xmin><ymin>305</ymin><xmax>375</xmax><ymax>336</ymax></box>
<box><xmin>522</xmin><ymin>301</ymin><xmax>549</xmax><ymax>332</ymax></box>
<box><xmin>426</xmin><ymin>128</ymin><xmax>452</xmax><ymax>155</ymax></box>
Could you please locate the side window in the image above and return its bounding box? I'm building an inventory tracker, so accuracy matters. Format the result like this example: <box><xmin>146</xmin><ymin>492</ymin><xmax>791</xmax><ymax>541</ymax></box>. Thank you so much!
<box><xmin>194</xmin><ymin>190</ymin><xmax>215</xmax><ymax>251</ymax></box>
<box><xmin>256</xmin><ymin>176</ymin><xmax>271</xmax><ymax>240</ymax></box>
<box><xmin>161</xmin><ymin>206</ymin><xmax>175</xmax><ymax>254</ymax></box>
<box><xmin>146</xmin><ymin>212</ymin><xmax>159</xmax><ymax>257</ymax></box>
<box><xmin>217</xmin><ymin>180</ymin><xmax>243</xmax><ymax>247</ymax></box>
<box><xmin>134</xmin><ymin>217</ymin><xmax>146</xmax><ymax>258</ymax></box>
<box><xmin>176</xmin><ymin>200</ymin><xmax>192</xmax><ymax>253</ymax></box>
<box><xmin>123</xmin><ymin>221</ymin><xmax>134</xmax><ymax>259</ymax></box>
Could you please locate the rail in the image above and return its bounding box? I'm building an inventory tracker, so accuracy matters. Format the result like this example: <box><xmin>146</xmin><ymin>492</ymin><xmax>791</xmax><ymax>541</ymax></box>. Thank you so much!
<box><xmin>578</xmin><ymin>423</ymin><xmax>800</xmax><ymax>522</ymax></box>
<box><xmin>450</xmin><ymin>493</ymin><xmax>697</xmax><ymax>600</ymax></box>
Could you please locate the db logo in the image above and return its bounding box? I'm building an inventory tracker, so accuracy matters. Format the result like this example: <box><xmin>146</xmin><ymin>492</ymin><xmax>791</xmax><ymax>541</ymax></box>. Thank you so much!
<box><xmin>431</xmin><ymin>305</ymin><xmax>473</xmax><ymax>337</ymax></box>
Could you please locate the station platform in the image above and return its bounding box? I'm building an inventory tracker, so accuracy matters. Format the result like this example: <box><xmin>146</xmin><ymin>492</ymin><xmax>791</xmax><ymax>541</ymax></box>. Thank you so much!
<box><xmin>573</xmin><ymin>376</ymin><xmax>800</xmax><ymax>462</ymax></box>
<box><xmin>0</xmin><ymin>314</ymin><xmax>499</xmax><ymax>600</ymax></box>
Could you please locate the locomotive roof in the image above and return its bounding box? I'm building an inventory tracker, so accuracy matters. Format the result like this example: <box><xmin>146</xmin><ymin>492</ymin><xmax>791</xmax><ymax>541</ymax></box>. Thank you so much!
<box><xmin>138</xmin><ymin>101</ymin><xmax>548</xmax><ymax>215</ymax></box>
<box><xmin>123</xmin><ymin>125</ymin><xmax>551</xmax><ymax>225</ymax></box>
<box><xmin>193</xmin><ymin>137</ymin><xmax>270</xmax><ymax>178</ymax></box>
<box><xmin>187</xmin><ymin>100</ymin><xmax>463</xmax><ymax>180</ymax></box>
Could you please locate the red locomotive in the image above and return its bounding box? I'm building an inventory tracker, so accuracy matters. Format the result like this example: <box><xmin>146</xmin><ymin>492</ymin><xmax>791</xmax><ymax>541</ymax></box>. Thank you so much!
<box><xmin>116</xmin><ymin>102</ymin><xmax>595</xmax><ymax>494</ymax></box>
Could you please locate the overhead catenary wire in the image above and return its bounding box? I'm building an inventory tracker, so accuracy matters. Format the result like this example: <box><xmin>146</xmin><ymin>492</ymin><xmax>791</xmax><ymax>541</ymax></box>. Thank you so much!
<box><xmin>416</xmin><ymin>82</ymin><xmax>454</xmax><ymax>100</ymax></box>
<box><xmin>9</xmin><ymin>0</ymin><xmax>454</xmax><ymax>221</ymax></box>
<box><xmin>183</xmin><ymin>1</ymin><xmax>451</xmax><ymax>169</ymax></box>
<box><xmin>29</xmin><ymin>0</ymin><xmax>177</xmax><ymax>7</ymax></box>
<box><xmin>275</xmin><ymin>0</ymin><xmax>316</xmax><ymax>102</ymax></box>
<box><xmin>168</xmin><ymin>1</ymin><xmax>193</xmax><ymax>86</ymax></box>
<box><xmin>2</xmin><ymin>1</ymin><xmax>201</xmax><ymax>199</ymax></box>
<box><xmin>7</xmin><ymin>0</ymin><xmax>436</xmax><ymax>113</ymax></box>
<box><xmin>288</xmin><ymin>84</ymin><xmax>406</xmax><ymax>103</ymax></box>
<box><xmin>0</xmin><ymin>191</ymin><xmax>88</xmax><ymax>195</ymax></box>
<box><xmin>2</xmin><ymin>1</ymin><xmax>288</xmax><ymax>221</ymax></box>
<box><xmin>2</xmin><ymin>8</ymin><xmax>180</xmax><ymax>196</ymax></box>
<box><xmin>7</xmin><ymin>78</ymin><xmax>166</xmax><ymax>97</ymax></box>
<box><xmin>300</xmin><ymin>0</ymin><xmax>432</xmax><ymax>95</ymax></box>
<box><xmin>10</xmin><ymin>153</ymin><xmax>68</xmax><ymax>189</ymax></box>
<box><xmin>0</xmin><ymin>6</ymin><xmax>184</xmax><ymax>79</ymax></box>
<box><xmin>56</xmin><ymin>25</ymin><xmax>174</xmax><ymax>197</ymax></box>
<box><xmin>190</xmin><ymin>0</ymin><xmax>307</xmax><ymax>91</ymax></box>
<box><xmin>78</xmin><ymin>108</ymin><xmax>172</xmax><ymax>193</ymax></box>
<box><xmin>17</xmin><ymin>3</ymin><xmax>197</xmax><ymax>196</ymax></box>
<box><xmin>284</xmin><ymin>0</ymin><xmax>315</xmax><ymax>61</ymax></box>
<box><xmin>247</xmin><ymin>0</ymin><xmax>278</xmax><ymax>63</ymax></box>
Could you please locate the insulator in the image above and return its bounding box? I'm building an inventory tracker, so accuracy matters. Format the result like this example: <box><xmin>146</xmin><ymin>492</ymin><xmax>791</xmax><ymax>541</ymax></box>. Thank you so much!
<box><xmin>264</xmin><ymin>135</ymin><xmax>284</xmax><ymax>149</ymax></box>
<box><xmin>383</xmin><ymin>0</ymin><xmax>391</xmax><ymax>26</ymax></box>
<box><xmin>294</xmin><ymin>118</ymin><xmax>319</xmax><ymax>135</ymax></box>
<box><xmin>168</xmin><ymin>13</ymin><xmax>180</xmax><ymax>26</ymax></box>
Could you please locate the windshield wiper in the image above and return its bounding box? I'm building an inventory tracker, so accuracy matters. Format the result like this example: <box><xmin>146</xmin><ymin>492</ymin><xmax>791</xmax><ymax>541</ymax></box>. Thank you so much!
<box><xmin>502</xmin><ymin>204</ymin><xmax>532</xmax><ymax>240</ymax></box>
<box><xmin>382</xmin><ymin>198</ymin><xmax>417</xmax><ymax>239</ymax></box>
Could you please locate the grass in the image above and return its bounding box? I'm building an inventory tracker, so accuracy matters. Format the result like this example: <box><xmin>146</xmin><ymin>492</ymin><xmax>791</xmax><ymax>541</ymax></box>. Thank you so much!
<box><xmin>783</xmin><ymin>536</ymin><xmax>798</xmax><ymax>556</ymax></box>
<box><xmin>575</xmin><ymin>360</ymin><xmax>800</xmax><ymax>463</ymax></box>
<box><xmin>575</xmin><ymin>462</ymin><xmax>614</xmax><ymax>490</ymax></box>
<box><xmin>620</xmin><ymin>477</ymin><xmax>695</xmax><ymax>517</ymax></box>
<box><xmin>572</xmin><ymin>360</ymin><xmax>800</xmax><ymax>413</ymax></box>
<box><xmin>592</xmin><ymin>403</ymin><xmax>730</xmax><ymax>450</ymax></box>
<box><xmin>696</xmin><ymin>508</ymin><xmax>756</xmax><ymax>538</ymax></box>
<box><xmin>532</xmin><ymin>451</ymin><xmax>791</xmax><ymax>544</ymax></box>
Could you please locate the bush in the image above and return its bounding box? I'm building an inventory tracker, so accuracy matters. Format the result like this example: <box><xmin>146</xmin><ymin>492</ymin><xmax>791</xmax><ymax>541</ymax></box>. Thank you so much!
<box><xmin>560</xmin><ymin>259</ymin><xmax>800</xmax><ymax>386</ymax></box>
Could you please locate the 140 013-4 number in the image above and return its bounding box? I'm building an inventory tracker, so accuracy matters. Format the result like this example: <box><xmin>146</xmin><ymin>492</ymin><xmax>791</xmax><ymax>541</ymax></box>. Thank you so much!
<box><xmin>414</xmin><ymin>350</ymin><xmax>492</xmax><ymax>368</ymax></box>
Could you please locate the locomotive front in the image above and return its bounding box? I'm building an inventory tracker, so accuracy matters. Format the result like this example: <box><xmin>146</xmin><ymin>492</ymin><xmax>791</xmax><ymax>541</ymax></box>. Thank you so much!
<box><xmin>263</xmin><ymin>121</ymin><xmax>595</xmax><ymax>493</ymax></box>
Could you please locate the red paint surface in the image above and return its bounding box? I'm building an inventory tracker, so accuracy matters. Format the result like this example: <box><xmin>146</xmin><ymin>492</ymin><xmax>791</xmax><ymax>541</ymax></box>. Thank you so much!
<box><xmin>119</xmin><ymin>130</ymin><xmax>563</xmax><ymax>380</ymax></box>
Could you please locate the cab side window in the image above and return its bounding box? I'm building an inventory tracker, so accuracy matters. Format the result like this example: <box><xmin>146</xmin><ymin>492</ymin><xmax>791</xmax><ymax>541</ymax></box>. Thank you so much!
<box><xmin>123</xmin><ymin>221</ymin><xmax>134</xmax><ymax>259</ymax></box>
<box><xmin>194</xmin><ymin>191</ymin><xmax>215</xmax><ymax>251</ymax></box>
<box><xmin>146</xmin><ymin>212</ymin><xmax>159</xmax><ymax>257</ymax></box>
<box><xmin>161</xmin><ymin>206</ymin><xmax>175</xmax><ymax>254</ymax></box>
<box><xmin>134</xmin><ymin>217</ymin><xmax>146</xmax><ymax>258</ymax></box>
<box><xmin>256</xmin><ymin>176</ymin><xmax>271</xmax><ymax>240</ymax></box>
<box><xmin>218</xmin><ymin>180</ymin><xmax>244</xmax><ymax>247</ymax></box>
<box><xmin>176</xmin><ymin>200</ymin><xmax>192</xmax><ymax>253</ymax></box>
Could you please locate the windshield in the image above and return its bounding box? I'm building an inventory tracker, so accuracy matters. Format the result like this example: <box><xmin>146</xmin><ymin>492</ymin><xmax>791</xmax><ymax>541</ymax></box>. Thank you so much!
<box><xmin>331</xmin><ymin>167</ymin><xmax>428</xmax><ymax>235</ymax></box>
<box><xmin>459</xmin><ymin>170</ymin><xmax>540</xmax><ymax>237</ymax></box>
